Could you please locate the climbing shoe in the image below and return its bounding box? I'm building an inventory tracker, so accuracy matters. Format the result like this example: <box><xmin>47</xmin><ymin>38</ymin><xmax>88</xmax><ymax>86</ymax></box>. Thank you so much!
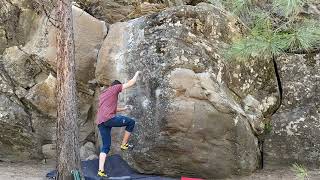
<box><xmin>97</xmin><ymin>170</ymin><xmax>108</xmax><ymax>177</ymax></box>
<box><xmin>120</xmin><ymin>143</ymin><xmax>133</xmax><ymax>150</ymax></box>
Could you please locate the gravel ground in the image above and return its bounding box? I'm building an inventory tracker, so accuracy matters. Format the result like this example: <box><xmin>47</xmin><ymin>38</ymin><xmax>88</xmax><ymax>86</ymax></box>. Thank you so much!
<box><xmin>0</xmin><ymin>160</ymin><xmax>55</xmax><ymax>180</ymax></box>
<box><xmin>0</xmin><ymin>161</ymin><xmax>319</xmax><ymax>180</ymax></box>
<box><xmin>227</xmin><ymin>167</ymin><xmax>320</xmax><ymax>180</ymax></box>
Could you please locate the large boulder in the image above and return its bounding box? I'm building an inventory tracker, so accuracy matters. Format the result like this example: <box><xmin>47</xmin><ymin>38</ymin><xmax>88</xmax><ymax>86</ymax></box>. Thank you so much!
<box><xmin>0</xmin><ymin>57</ymin><xmax>42</xmax><ymax>161</ymax></box>
<box><xmin>264</xmin><ymin>54</ymin><xmax>320</xmax><ymax>168</ymax></box>
<box><xmin>96</xmin><ymin>4</ymin><xmax>279</xmax><ymax>179</ymax></box>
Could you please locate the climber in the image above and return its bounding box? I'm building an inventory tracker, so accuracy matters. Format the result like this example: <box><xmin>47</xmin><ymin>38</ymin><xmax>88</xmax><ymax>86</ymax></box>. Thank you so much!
<box><xmin>96</xmin><ymin>71</ymin><xmax>141</xmax><ymax>178</ymax></box>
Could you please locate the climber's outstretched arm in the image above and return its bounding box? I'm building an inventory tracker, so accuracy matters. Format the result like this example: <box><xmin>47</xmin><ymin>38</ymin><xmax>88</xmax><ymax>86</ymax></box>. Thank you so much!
<box><xmin>122</xmin><ymin>71</ymin><xmax>141</xmax><ymax>90</ymax></box>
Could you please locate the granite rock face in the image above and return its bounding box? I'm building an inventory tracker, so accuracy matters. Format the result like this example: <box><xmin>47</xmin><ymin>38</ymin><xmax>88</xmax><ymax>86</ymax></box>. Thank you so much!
<box><xmin>0</xmin><ymin>87</ymin><xmax>42</xmax><ymax>160</ymax></box>
<box><xmin>46</xmin><ymin>5</ymin><xmax>108</xmax><ymax>83</ymax></box>
<box><xmin>264</xmin><ymin>54</ymin><xmax>320</xmax><ymax>168</ymax></box>
<box><xmin>96</xmin><ymin>4</ymin><xmax>279</xmax><ymax>178</ymax></box>
<box><xmin>80</xmin><ymin>142</ymin><xmax>98</xmax><ymax>160</ymax></box>
<box><xmin>0</xmin><ymin>0</ymin><xmax>41</xmax><ymax>53</ymax></box>
<box><xmin>0</xmin><ymin>1</ymin><xmax>106</xmax><ymax>161</ymax></box>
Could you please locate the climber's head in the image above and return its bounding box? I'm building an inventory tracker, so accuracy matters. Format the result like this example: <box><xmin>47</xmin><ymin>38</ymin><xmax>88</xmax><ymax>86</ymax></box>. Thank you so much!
<box><xmin>111</xmin><ymin>80</ymin><xmax>122</xmax><ymax>86</ymax></box>
<box><xmin>99</xmin><ymin>80</ymin><xmax>122</xmax><ymax>92</ymax></box>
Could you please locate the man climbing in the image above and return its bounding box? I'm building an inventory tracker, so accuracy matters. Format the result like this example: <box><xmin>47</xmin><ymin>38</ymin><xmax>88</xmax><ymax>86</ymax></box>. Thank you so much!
<box><xmin>96</xmin><ymin>71</ymin><xmax>141</xmax><ymax>177</ymax></box>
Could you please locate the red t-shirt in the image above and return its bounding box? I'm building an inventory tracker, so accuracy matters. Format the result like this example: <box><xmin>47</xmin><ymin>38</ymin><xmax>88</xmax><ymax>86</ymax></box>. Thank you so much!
<box><xmin>96</xmin><ymin>84</ymin><xmax>122</xmax><ymax>125</ymax></box>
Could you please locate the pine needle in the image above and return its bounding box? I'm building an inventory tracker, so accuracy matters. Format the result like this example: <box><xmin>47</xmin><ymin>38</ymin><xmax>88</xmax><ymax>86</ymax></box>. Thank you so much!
<box><xmin>291</xmin><ymin>163</ymin><xmax>309</xmax><ymax>180</ymax></box>
<box><xmin>273</xmin><ymin>0</ymin><xmax>304</xmax><ymax>17</ymax></box>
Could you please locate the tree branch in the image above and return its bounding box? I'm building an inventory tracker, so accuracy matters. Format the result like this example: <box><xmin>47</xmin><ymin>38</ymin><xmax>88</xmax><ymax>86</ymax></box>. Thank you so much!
<box><xmin>286</xmin><ymin>47</ymin><xmax>320</xmax><ymax>54</ymax></box>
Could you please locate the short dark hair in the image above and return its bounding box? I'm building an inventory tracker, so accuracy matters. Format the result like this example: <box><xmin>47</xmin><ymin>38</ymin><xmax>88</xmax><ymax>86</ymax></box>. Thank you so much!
<box><xmin>111</xmin><ymin>80</ymin><xmax>122</xmax><ymax>86</ymax></box>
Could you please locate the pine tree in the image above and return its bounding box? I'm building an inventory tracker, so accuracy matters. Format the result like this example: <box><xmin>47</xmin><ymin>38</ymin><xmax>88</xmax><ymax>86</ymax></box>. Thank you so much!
<box><xmin>222</xmin><ymin>0</ymin><xmax>320</xmax><ymax>60</ymax></box>
<box><xmin>56</xmin><ymin>0</ymin><xmax>82</xmax><ymax>179</ymax></box>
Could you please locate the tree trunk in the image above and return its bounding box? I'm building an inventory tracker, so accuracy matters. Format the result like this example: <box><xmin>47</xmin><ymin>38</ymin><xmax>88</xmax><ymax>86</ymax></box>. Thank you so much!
<box><xmin>56</xmin><ymin>0</ymin><xmax>81</xmax><ymax>179</ymax></box>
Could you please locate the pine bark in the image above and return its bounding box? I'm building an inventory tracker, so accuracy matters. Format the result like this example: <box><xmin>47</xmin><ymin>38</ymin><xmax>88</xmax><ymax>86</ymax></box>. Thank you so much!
<box><xmin>56</xmin><ymin>0</ymin><xmax>81</xmax><ymax>179</ymax></box>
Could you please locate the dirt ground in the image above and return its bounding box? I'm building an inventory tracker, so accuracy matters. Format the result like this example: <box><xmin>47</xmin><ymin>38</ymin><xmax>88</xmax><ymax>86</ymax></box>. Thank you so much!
<box><xmin>227</xmin><ymin>167</ymin><xmax>320</xmax><ymax>180</ymax></box>
<box><xmin>0</xmin><ymin>160</ymin><xmax>55</xmax><ymax>180</ymax></box>
<box><xmin>0</xmin><ymin>161</ymin><xmax>319</xmax><ymax>180</ymax></box>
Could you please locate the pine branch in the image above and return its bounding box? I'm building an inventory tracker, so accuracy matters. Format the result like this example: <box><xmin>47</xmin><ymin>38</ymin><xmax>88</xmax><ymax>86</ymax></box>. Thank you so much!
<box><xmin>225</xmin><ymin>0</ymin><xmax>320</xmax><ymax>60</ymax></box>
<box><xmin>273</xmin><ymin>0</ymin><xmax>304</xmax><ymax>17</ymax></box>
<box><xmin>286</xmin><ymin>47</ymin><xmax>320</xmax><ymax>54</ymax></box>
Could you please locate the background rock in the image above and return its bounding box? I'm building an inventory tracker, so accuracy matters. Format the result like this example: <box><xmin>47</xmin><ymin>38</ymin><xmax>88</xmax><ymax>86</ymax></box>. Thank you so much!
<box><xmin>0</xmin><ymin>2</ymin><xmax>102</xmax><ymax>161</ymax></box>
<box><xmin>0</xmin><ymin>29</ymin><xmax>7</xmax><ymax>54</ymax></box>
<box><xmin>42</xmin><ymin>144</ymin><xmax>56</xmax><ymax>159</ymax></box>
<box><xmin>0</xmin><ymin>54</ymin><xmax>42</xmax><ymax>161</ymax></box>
<box><xmin>25</xmin><ymin>74</ymin><xmax>57</xmax><ymax>117</ymax></box>
<box><xmin>46</xmin><ymin>5</ymin><xmax>108</xmax><ymax>83</ymax></box>
<box><xmin>75</xmin><ymin>0</ymin><xmax>135</xmax><ymax>23</ymax></box>
<box><xmin>75</xmin><ymin>0</ymin><xmax>166</xmax><ymax>23</ymax></box>
<box><xmin>0</xmin><ymin>0</ymin><xmax>42</xmax><ymax>53</ymax></box>
<box><xmin>264</xmin><ymin>54</ymin><xmax>320</xmax><ymax>168</ymax></box>
<box><xmin>0</xmin><ymin>94</ymin><xmax>42</xmax><ymax>161</ymax></box>
<box><xmin>2</xmin><ymin>46</ymin><xmax>41</xmax><ymax>88</ymax></box>
<box><xmin>73</xmin><ymin>0</ymin><xmax>219</xmax><ymax>23</ymax></box>
<box><xmin>80</xmin><ymin>142</ymin><xmax>98</xmax><ymax>160</ymax></box>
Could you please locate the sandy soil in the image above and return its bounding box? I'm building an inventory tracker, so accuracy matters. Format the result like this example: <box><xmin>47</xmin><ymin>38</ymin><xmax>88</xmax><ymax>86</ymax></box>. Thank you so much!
<box><xmin>0</xmin><ymin>160</ymin><xmax>55</xmax><ymax>180</ymax></box>
<box><xmin>0</xmin><ymin>161</ymin><xmax>319</xmax><ymax>180</ymax></box>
